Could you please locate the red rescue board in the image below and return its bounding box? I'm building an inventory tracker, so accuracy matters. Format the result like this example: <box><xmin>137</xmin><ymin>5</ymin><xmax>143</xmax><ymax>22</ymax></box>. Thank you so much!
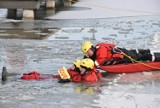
<box><xmin>100</xmin><ymin>62</ymin><xmax>160</xmax><ymax>73</ymax></box>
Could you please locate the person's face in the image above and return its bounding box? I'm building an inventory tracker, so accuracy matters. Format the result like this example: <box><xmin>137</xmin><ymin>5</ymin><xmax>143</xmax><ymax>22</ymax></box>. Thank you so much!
<box><xmin>86</xmin><ymin>49</ymin><xmax>94</xmax><ymax>57</ymax></box>
<box><xmin>79</xmin><ymin>66</ymin><xmax>86</xmax><ymax>75</ymax></box>
<box><xmin>71</xmin><ymin>64</ymin><xmax>75</xmax><ymax>70</ymax></box>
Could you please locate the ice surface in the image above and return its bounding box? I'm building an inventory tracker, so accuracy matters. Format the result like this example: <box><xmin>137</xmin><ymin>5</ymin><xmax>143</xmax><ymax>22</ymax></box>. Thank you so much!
<box><xmin>0</xmin><ymin>0</ymin><xmax>160</xmax><ymax>108</ymax></box>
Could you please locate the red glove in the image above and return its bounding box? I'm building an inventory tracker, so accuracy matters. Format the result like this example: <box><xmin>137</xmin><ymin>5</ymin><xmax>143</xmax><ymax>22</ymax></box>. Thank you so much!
<box><xmin>21</xmin><ymin>71</ymin><xmax>40</xmax><ymax>80</ymax></box>
<box><xmin>112</xmin><ymin>54</ymin><xmax>124</xmax><ymax>60</ymax></box>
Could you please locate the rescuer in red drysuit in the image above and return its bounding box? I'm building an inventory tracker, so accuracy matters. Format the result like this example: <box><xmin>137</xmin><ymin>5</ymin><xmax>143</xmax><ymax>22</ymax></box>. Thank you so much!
<box><xmin>81</xmin><ymin>41</ymin><xmax>160</xmax><ymax>68</ymax></box>
<box><xmin>59</xmin><ymin>58</ymin><xmax>102</xmax><ymax>82</ymax></box>
<box><xmin>79</xmin><ymin>58</ymin><xmax>102</xmax><ymax>82</ymax></box>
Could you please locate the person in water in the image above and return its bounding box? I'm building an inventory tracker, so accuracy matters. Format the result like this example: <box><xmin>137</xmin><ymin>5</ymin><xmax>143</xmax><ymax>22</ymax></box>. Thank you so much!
<box><xmin>81</xmin><ymin>41</ymin><xmax>160</xmax><ymax>68</ymax></box>
<box><xmin>58</xmin><ymin>58</ymin><xmax>102</xmax><ymax>82</ymax></box>
<box><xmin>57</xmin><ymin>59</ymin><xmax>82</xmax><ymax>83</ymax></box>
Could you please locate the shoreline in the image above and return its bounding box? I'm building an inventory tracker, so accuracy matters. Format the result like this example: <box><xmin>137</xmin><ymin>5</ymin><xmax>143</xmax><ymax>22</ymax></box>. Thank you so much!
<box><xmin>0</xmin><ymin>15</ymin><xmax>159</xmax><ymax>29</ymax></box>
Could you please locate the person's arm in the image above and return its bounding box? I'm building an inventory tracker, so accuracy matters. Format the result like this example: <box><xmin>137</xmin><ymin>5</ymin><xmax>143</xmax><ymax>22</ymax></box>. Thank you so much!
<box><xmin>58</xmin><ymin>74</ymin><xmax>82</xmax><ymax>83</ymax></box>
<box><xmin>58</xmin><ymin>69</ymin><xmax>82</xmax><ymax>83</ymax></box>
<box><xmin>68</xmin><ymin>69</ymin><xmax>82</xmax><ymax>82</ymax></box>
<box><xmin>58</xmin><ymin>79</ymin><xmax>71</xmax><ymax>83</ymax></box>
<box><xmin>71</xmin><ymin>74</ymin><xmax>82</xmax><ymax>82</ymax></box>
<box><xmin>94</xmin><ymin>46</ymin><xmax>109</xmax><ymax>68</ymax></box>
<box><xmin>95</xmin><ymin>58</ymin><xmax>107</xmax><ymax>68</ymax></box>
<box><xmin>52</xmin><ymin>75</ymin><xmax>60</xmax><ymax>79</ymax></box>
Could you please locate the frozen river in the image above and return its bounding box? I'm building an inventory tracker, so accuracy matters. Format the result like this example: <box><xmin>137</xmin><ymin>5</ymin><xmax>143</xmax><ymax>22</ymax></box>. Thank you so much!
<box><xmin>0</xmin><ymin>0</ymin><xmax>160</xmax><ymax>108</ymax></box>
<box><xmin>0</xmin><ymin>15</ymin><xmax>160</xmax><ymax>108</ymax></box>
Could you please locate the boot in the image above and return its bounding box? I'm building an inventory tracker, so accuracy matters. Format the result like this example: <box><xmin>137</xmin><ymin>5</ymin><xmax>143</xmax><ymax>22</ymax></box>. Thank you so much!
<box><xmin>2</xmin><ymin>67</ymin><xmax>7</xmax><ymax>81</ymax></box>
<box><xmin>154</xmin><ymin>53</ymin><xmax>160</xmax><ymax>62</ymax></box>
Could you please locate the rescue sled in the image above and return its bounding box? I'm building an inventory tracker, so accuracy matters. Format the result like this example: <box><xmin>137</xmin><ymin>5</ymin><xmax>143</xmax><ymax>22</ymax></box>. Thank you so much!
<box><xmin>100</xmin><ymin>62</ymin><xmax>160</xmax><ymax>73</ymax></box>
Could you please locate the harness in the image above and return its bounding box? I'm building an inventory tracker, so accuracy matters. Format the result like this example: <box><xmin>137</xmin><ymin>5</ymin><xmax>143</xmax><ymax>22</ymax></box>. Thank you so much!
<box><xmin>96</xmin><ymin>45</ymin><xmax>122</xmax><ymax>65</ymax></box>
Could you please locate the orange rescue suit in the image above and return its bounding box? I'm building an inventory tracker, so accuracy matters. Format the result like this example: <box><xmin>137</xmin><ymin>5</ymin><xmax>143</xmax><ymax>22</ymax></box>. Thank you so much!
<box><xmin>67</xmin><ymin>68</ymin><xmax>82</xmax><ymax>82</ymax></box>
<box><xmin>82</xmin><ymin>68</ymin><xmax>102</xmax><ymax>82</ymax></box>
<box><xmin>95</xmin><ymin>42</ymin><xmax>124</xmax><ymax>66</ymax></box>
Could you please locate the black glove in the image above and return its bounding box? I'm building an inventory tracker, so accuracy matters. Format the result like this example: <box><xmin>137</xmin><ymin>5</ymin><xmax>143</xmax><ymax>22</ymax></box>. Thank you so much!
<box><xmin>83</xmin><ymin>55</ymin><xmax>89</xmax><ymax>59</ymax></box>
<box><xmin>103</xmin><ymin>60</ymin><xmax>116</xmax><ymax>65</ymax></box>
<box><xmin>58</xmin><ymin>79</ymin><xmax>71</xmax><ymax>83</ymax></box>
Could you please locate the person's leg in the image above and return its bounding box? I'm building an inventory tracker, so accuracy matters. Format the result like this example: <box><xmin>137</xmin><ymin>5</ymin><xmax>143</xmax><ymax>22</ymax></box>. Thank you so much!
<box><xmin>138</xmin><ymin>50</ymin><xmax>160</xmax><ymax>62</ymax></box>
<box><xmin>121</xmin><ymin>48</ymin><xmax>143</xmax><ymax>61</ymax></box>
<box><xmin>116</xmin><ymin>48</ymin><xmax>142</xmax><ymax>63</ymax></box>
<box><xmin>129</xmin><ymin>49</ymin><xmax>152</xmax><ymax>62</ymax></box>
<box><xmin>150</xmin><ymin>52</ymin><xmax>160</xmax><ymax>62</ymax></box>
<box><xmin>119</xmin><ymin>48</ymin><xmax>160</xmax><ymax>62</ymax></box>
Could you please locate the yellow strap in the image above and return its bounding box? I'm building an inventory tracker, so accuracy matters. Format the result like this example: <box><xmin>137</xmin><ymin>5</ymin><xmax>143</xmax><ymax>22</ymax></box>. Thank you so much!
<box><xmin>58</xmin><ymin>67</ymin><xmax>71</xmax><ymax>79</ymax></box>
